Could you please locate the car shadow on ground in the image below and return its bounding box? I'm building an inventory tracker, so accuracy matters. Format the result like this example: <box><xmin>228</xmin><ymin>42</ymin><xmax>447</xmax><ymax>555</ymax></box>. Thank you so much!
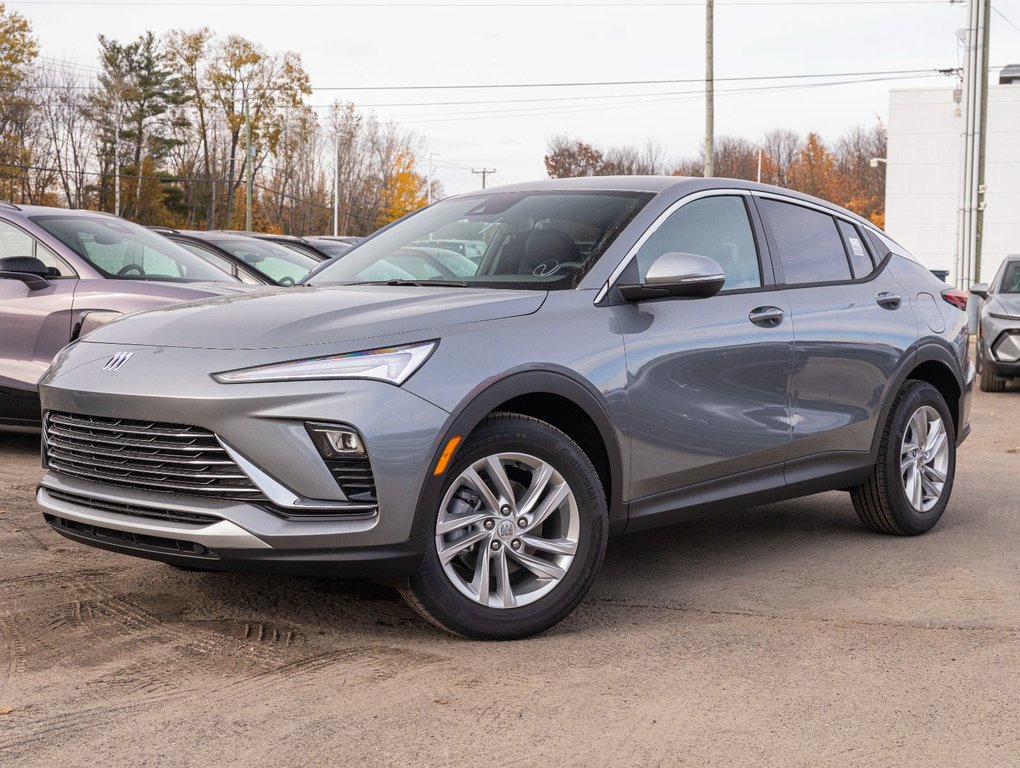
<box><xmin>168</xmin><ymin>492</ymin><xmax>885</xmax><ymax>640</ymax></box>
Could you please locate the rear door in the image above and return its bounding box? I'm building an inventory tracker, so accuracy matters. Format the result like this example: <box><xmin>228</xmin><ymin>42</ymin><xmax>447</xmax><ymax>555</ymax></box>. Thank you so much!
<box><xmin>617</xmin><ymin>192</ymin><xmax>794</xmax><ymax>505</ymax></box>
<box><xmin>754</xmin><ymin>195</ymin><xmax>917</xmax><ymax>472</ymax></box>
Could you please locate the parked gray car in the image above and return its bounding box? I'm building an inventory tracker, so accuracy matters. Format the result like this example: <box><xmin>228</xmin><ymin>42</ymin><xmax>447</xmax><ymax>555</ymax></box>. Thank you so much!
<box><xmin>0</xmin><ymin>204</ymin><xmax>252</xmax><ymax>428</ymax></box>
<box><xmin>970</xmin><ymin>255</ymin><xmax>1020</xmax><ymax>392</ymax></box>
<box><xmin>35</xmin><ymin>177</ymin><xmax>973</xmax><ymax>639</ymax></box>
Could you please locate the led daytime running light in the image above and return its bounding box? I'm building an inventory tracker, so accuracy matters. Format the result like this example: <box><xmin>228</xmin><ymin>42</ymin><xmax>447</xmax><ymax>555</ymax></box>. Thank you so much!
<box><xmin>213</xmin><ymin>341</ymin><xmax>436</xmax><ymax>385</ymax></box>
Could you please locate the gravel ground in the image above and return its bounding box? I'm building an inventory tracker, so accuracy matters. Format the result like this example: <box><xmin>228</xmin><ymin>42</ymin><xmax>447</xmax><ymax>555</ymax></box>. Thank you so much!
<box><xmin>1</xmin><ymin>386</ymin><xmax>1018</xmax><ymax>767</ymax></box>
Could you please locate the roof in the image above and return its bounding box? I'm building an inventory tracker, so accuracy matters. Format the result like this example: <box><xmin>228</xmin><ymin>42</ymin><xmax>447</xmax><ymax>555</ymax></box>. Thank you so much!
<box><xmin>999</xmin><ymin>64</ymin><xmax>1020</xmax><ymax>84</ymax></box>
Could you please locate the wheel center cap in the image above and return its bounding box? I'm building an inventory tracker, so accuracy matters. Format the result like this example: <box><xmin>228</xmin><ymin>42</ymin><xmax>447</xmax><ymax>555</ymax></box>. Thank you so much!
<box><xmin>496</xmin><ymin>519</ymin><xmax>517</xmax><ymax>540</ymax></box>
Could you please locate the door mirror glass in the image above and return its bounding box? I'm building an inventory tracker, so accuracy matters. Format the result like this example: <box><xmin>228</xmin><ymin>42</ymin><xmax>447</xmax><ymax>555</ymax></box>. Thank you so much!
<box><xmin>619</xmin><ymin>252</ymin><xmax>726</xmax><ymax>301</ymax></box>
<box><xmin>969</xmin><ymin>282</ymin><xmax>989</xmax><ymax>299</ymax></box>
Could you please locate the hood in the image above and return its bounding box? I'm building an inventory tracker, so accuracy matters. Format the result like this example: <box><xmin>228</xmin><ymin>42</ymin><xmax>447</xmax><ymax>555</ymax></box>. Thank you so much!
<box><xmin>83</xmin><ymin>285</ymin><xmax>547</xmax><ymax>350</ymax></box>
<box><xmin>989</xmin><ymin>294</ymin><xmax>1020</xmax><ymax>318</ymax></box>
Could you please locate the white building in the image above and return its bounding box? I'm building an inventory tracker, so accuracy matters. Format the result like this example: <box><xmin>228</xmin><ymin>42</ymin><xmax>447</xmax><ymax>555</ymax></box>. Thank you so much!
<box><xmin>884</xmin><ymin>79</ymin><xmax>1020</xmax><ymax>285</ymax></box>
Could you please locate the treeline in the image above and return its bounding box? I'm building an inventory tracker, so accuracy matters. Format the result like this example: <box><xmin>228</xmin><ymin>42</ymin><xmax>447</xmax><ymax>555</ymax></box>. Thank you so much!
<box><xmin>545</xmin><ymin>125</ymin><xmax>888</xmax><ymax>227</ymax></box>
<box><xmin>0</xmin><ymin>3</ymin><xmax>435</xmax><ymax>235</ymax></box>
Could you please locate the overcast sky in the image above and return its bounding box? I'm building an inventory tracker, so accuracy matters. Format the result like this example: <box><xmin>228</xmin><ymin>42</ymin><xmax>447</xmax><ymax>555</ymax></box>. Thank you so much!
<box><xmin>9</xmin><ymin>0</ymin><xmax>1020</xmax><ymax>195</ymax></box>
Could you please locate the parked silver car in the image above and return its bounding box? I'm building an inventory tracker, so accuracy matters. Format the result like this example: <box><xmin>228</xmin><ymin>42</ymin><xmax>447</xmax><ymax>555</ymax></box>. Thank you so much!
<box><xmin>970</xmin><ymin>255</ymin><xmax>1020</xmax><ymax>392</ymax></box>
<box><xmin>36</xmin><ymin>177</ymin><xmax>973</xmax><ymax>639</ymax></box>
<box><xmin>0</xmin><ymin>204</ymin><xmax>251</xmax><ymax>428</ymax></box>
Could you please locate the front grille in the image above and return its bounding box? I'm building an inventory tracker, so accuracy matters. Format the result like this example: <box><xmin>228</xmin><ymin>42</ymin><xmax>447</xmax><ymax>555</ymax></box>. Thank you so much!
<box><xmin>326</xmin><ymin>457</ymin><xmax>377</xmax><ymax>503</ymax></box>
<box><xmin>44</xmin><ymin>513</ymin><xmax>214</xmax><ymax>557</ymax></box>
<box><xmin>44</xmin><ymin>412</ymin><xmax>265</xmax><ymax>501</ymax></box>
<box><xmin>44</xmin><ymin>488</ymin><xmax>222</xmax><ymax>526</ymax></box>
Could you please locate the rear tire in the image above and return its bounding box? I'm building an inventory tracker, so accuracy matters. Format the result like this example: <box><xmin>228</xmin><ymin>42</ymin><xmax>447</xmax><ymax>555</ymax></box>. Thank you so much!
<box><xmin>400</xmin><ymin>413</ymin><xmax>608</xmax><ymax>640</ymax></box>
<box><xmin>851</xmin><ymin>381</ymin><xmax>956</xmax><ymax>536</ymax></box>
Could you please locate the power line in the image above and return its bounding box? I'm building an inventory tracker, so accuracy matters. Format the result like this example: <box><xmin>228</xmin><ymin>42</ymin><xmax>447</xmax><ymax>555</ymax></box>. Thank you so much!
<box><xmin>992</xmin><ymin>4</ymin><xmax>1020</xmax><ymax>33</ymax></box>
<box><xmin>3</xmin><ymin>66</ymin><xmax>953</xmax><ymax>93</ymax></box>
<box><xmin>3</xmin><ymin>1</ymin><xmax>960</xmax><ymax>6</ymax></box>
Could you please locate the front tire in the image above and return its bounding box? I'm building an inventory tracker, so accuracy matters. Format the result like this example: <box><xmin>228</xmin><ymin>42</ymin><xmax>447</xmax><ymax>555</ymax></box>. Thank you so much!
<box><xmin>400</xmin><ymin>413</ymin><xmax>608</xmax><ymax>640</ymax></box>
<box><xmin>851</xmin><ymin>381</ymin><xmax>956</xmax><ymax>535</ymax></box>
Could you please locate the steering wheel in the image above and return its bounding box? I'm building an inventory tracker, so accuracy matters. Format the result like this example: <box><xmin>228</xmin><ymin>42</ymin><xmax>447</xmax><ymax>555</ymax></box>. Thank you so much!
<box><xmin>278</xmin><ymin>276</ymin><xmax>296</xmax><ymax>287</ymax></box>
<box><xmin>532</xmin><ymin>260</ymin><xmax>583</xmax><ymax>277</ymax></box>
<box><xmin>117</xmin><ymin>263</ymin><xmax>144</xmax><ymax>276</ymax></box>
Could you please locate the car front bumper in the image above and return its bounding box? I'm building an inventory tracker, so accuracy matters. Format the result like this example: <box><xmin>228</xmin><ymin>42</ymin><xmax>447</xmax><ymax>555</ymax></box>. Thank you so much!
<box><xmin>36</xmin><ymin>341</ymin><xmax>452</xmax><ymax>576</ymax></box>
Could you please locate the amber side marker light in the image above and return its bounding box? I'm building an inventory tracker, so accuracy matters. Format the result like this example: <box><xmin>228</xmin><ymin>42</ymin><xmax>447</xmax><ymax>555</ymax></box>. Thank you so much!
<box><xmin>434</xmin><ymin>436</ymin><xmax>462</xmax><ymax>476</ymax></box>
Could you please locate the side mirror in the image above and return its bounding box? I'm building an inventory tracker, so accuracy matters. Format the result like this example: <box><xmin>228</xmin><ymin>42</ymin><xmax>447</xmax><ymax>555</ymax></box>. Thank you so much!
<box><xmin>619</xmin><ymin>252</ymin><xmax>726</xmax><ymax>302</ymax></box>
<box><xmin>0</xmin><ymin>256</ymin><xmax>50</xmax><ymax>291</ymax></box>
<box><xmin>969</xmin><ymin>282</ymin><xmax>989</xmax><ymax>299</ymax></box>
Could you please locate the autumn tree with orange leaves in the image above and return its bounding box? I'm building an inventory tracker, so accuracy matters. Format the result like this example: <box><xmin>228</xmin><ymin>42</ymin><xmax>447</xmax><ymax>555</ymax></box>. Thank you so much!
<box><xmin>377</xmin><ymin>150</ymin><xmax>428</xmax><ymax>228</ymax></box>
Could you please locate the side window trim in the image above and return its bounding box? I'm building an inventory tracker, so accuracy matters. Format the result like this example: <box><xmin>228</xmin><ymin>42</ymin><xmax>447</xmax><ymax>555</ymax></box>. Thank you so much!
<box><xmin>753</xmin><ymin>195</ymin><xmax>880</xmax><ymax>289</ymax></box>
<box><xmin>598</xmin><ymin>188</ymin><xmax>779</xmax><ymax>304</ymax></box>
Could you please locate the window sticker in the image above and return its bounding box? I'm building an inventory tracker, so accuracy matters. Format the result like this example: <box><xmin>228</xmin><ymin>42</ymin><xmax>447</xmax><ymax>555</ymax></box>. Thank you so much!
<box><xmin>848</xmin><ymin>237</ymin><xmax>866</xmax><ymax>258</ymax></box>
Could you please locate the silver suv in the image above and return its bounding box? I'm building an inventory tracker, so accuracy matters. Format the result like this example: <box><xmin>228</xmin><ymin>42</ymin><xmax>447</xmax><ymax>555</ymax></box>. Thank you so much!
<box><xmin>35</xmin><ymin>178</ymin><xmax>973</xmax><ymax>639</ymax></box>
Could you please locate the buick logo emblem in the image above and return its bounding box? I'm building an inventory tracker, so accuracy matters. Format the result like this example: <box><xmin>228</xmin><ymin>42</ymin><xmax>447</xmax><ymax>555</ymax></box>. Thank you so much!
<box><xmin>102</xmin><ymin>351</ymin><xmax>134</xmax><ymax>373</ymax></box>
<box><xmin>497</xmin><ymin>519</ymin><xmax>515</xmax><ymax>538</ymax></box>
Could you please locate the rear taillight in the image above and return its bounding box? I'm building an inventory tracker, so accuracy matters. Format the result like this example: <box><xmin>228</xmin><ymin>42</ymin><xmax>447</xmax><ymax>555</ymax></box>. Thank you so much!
<box><xmin>941</xmin><ymin>288</ymin><xmax>968</xmax><ymax>311</ymax></box>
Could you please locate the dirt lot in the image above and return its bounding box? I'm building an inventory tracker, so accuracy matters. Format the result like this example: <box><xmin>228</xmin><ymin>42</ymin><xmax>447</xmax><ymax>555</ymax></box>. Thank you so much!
<box><xmin>1</xmin><ymin>387</ymin><xmax>1019</xmax><ymax>767</ymax></box>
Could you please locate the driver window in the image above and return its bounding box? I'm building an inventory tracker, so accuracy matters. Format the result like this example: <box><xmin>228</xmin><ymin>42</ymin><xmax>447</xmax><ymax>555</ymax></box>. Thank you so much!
<box><xmin>635</xmin><ymin>196</ymin><xmax>761</xmax><ymax>290</ymax></box>
<box><xmin>0</xmin><ymin>220</ymin><xmax>75</xmax><ymax>277</ymax></box>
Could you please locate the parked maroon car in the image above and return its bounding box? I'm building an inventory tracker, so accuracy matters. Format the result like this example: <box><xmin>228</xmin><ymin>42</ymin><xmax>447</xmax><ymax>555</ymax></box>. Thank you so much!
<box><xmin>0</xmin><ymin>203</ymin><xmax>253</xmax><ymax>428</ymax></box>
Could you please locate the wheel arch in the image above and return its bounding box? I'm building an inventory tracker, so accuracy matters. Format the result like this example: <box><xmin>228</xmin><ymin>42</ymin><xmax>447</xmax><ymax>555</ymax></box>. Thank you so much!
<box><xmin>871</xmin><ymin>342</ymin><xmax>964</xmax><ymax>456</ymax></box>
<box><xmin>410</xmin><ymin>369</ymin><xmax>626</xmax><ymax>538</ymax></box>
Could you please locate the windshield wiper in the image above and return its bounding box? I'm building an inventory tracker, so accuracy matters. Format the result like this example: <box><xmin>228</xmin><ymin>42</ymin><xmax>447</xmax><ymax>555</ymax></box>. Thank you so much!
<box><xmin>384</xmin><ymin>278</ymin><xmax>469</xmax><ymax>287</ymax></box>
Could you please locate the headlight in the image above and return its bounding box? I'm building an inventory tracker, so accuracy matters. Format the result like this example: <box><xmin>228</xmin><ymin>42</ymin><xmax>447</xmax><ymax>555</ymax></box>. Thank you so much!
<box><xmin>212</xmin><ymin>340</ymin><xmax>437</xmax><ymax>385</ymax></box>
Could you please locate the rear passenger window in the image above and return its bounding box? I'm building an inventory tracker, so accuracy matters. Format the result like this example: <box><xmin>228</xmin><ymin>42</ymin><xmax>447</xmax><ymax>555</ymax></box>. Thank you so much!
<box><xmin>759</xmin><ymin>199</ymin><xmax>851</xmax><ymax>285</ymax></box>
<box><xmin>636</xmin><ymin>196</ymin><xmax>761</xmax><ymax>290</ymax></box>
<box><xmin>836</xmin><ymin>220</ymin><xmax>874</xmax><ymax>278</ymax></box>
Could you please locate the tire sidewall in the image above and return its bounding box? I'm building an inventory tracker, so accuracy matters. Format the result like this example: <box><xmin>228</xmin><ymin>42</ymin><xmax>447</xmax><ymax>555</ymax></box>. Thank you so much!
<box><xmin>883</xmin><ymin>382</ymin><xmax>957</xmax><ymax>535</ymax></box>
<box><xmin>410</xmin><ymin>415</ymin><xmax>608</xmax><ymax>639</ymax></box>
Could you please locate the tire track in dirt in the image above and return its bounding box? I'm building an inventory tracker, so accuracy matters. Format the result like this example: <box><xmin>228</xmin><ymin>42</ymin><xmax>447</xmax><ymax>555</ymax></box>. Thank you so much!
<box><xmin>0</xmin><ymin>614</ymin><xmax>27</xmax><ymax>680</ymax></box>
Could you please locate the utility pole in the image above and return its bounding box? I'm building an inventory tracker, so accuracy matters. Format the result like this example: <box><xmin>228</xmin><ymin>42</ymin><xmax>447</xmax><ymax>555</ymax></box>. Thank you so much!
<box><xmin>114</xmin><ymin>108</ymin><xmax>120</xmax><ymax>216</ymax></box>
<box><xmin>472</xmin><ymin>168</ymin><xmax>496</xmax><ymax>189</ymax></box>
<box><xmin>244</xmin><ymin>96</ymin><xmax>253</xmax><ymax>232</ymax></box>
<box><xmin>704</xmin><ymin>0</ymin><xmax>714</xmax><ymax>178</ymax></box>
<box><xmin>333</xmin><ymin>134</ymin><xmax>339</xmax><ymax>237</ymax></box>
<box><xmin>427</xmin><ymin>152</ymin><xmax>439</xmax><ymax>205</ymax></box>
<box><xmin>955</xmin><ymin>0</ymin><xmax>990</xmax><ymax>288</ymax></box>
<box><xmin>974</xmin><ymin>0</ymin><xmax>991</xmax><ymax>283</ymax></box>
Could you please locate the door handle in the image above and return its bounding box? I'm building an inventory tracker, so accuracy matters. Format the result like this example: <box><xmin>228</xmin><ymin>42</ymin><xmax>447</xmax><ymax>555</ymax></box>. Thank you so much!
<box><xmin>748</xmin><ymin>306</ymin><xmax>784</xmax><ymax>328</ymax></box>
<box><xmin>876</xmin><ymin>291</ymin><xmax>901</xmax><ymax>309</ymax></box>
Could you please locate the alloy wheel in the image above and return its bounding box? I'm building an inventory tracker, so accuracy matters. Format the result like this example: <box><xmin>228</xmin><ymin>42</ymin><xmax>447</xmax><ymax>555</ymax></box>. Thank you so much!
<box><xmin>435</xmin><ymin>452</ymin><xmax>580</xmax><ymax>609</ymax></box>
<box><xmin>900</xmin><ymin>405</ymin><xmax>950</xmax><ymax>512</ymax></box>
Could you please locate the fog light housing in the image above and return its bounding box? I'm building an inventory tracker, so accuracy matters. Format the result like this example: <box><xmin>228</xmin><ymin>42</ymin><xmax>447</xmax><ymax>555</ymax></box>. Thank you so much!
<box><xmin>306</xmin><ymin>422</ymin><xmax>366</xmax><ymax>457</ymax></box>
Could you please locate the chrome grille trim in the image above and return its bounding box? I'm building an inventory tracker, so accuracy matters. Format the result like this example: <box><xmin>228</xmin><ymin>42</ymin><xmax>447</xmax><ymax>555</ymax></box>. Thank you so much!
<box><xmin>44</xmin><ymin>412</ymin><xmax>266</xmax><ymax>501</ymax></box>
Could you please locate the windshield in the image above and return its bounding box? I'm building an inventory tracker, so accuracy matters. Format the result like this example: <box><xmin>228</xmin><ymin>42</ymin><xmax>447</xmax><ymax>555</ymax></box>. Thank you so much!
<box><xmin>309</xmin><ymin>191</ymin><xmax>651</xmax><ymax>290</ymax></box>
<box><xmin>1000</xmin><ymin>261</ymin><xmax>1020</xmax><ymax>294</ymax></box>
<box><xmin>31</xmin><ymin>215</ymin><xmax>239</xmax><ymax>282</ymax></box>
<box><xmin>209</xmin><ymin>238</ymin><xmax>319</xmax><ymax>285</ymax></box>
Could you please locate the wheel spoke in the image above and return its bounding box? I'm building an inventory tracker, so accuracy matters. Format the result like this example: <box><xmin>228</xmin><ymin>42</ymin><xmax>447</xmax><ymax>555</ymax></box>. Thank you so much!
<box><xmin>924</xmin><ymin>420</ymin><xmax>947</xmax><ymax>458</ymax></box>
<box><xmin>900</xmin><ymin>453</ymin><xmax>915</xmax><ymax>474</ymax></box>
<box><xmin>923</xmin><ymin>464</ymin><xmax>946</xmax><ymax>483</ymax></box>
<box><xmin>516</xmin><ymin>461</ymin><xmax>554</xmax><ymax>517</ymax></box>
<box><xmin>910</xmin><ymin>465</ymin><xmax>923</xmax><ymax>509</ymax></box>
<box><xmin>507</xmin><ymin>548</ymin><xmax>566</xmax><ymax>581</ymax></box>
<box><xmin>520</xmin><ymin>534</ymin><xmax>578</xmax><ymax>556</ymax></box>
<box><xmin>460</xmin><ymin>467</ymin><xmax>500</xmax><ymax>513</ymax></box>
<box><xmin>493</xmin><ymin>549</ymin><xmax>516</xmax><ymax>608</ymax></box>
<box><xmin>521</xmin><ymin>481</ymin><xmax>570</xmax><ymax>533</ymax></box>
<box><xmin>469</xmin><ymin>544</ymin><xmax>492</xmax><ymax>605</ymax></box>
<box><xmin>910</xmin><ymin>410</ymin><xmax>928</xmax><ymax>449</ymax></box>
<box><xmin>919</xmin><ymin>471</ymin><xmax>942</xmax><ymax>500</ymax></box>
<box><xmin>437</xmin><ymin>527</ymin><xmax>490</xmax><ymax>565</ymax></box>
<box><xmin>436</xmin><ymin>510</ymin><xmax>490</xmax><ymax>536</ymax></box>
<box><xmin>484</xmin><ymin>455</ymin><xmax>517</xmax><ymax>511</ymax></box>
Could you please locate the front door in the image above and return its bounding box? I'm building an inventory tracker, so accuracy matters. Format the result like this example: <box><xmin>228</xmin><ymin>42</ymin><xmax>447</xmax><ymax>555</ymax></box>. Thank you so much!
<box><xmin>617</xmin><ymin>194</ymin><xmax>793</xmax><ymax>504</ymax></box>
